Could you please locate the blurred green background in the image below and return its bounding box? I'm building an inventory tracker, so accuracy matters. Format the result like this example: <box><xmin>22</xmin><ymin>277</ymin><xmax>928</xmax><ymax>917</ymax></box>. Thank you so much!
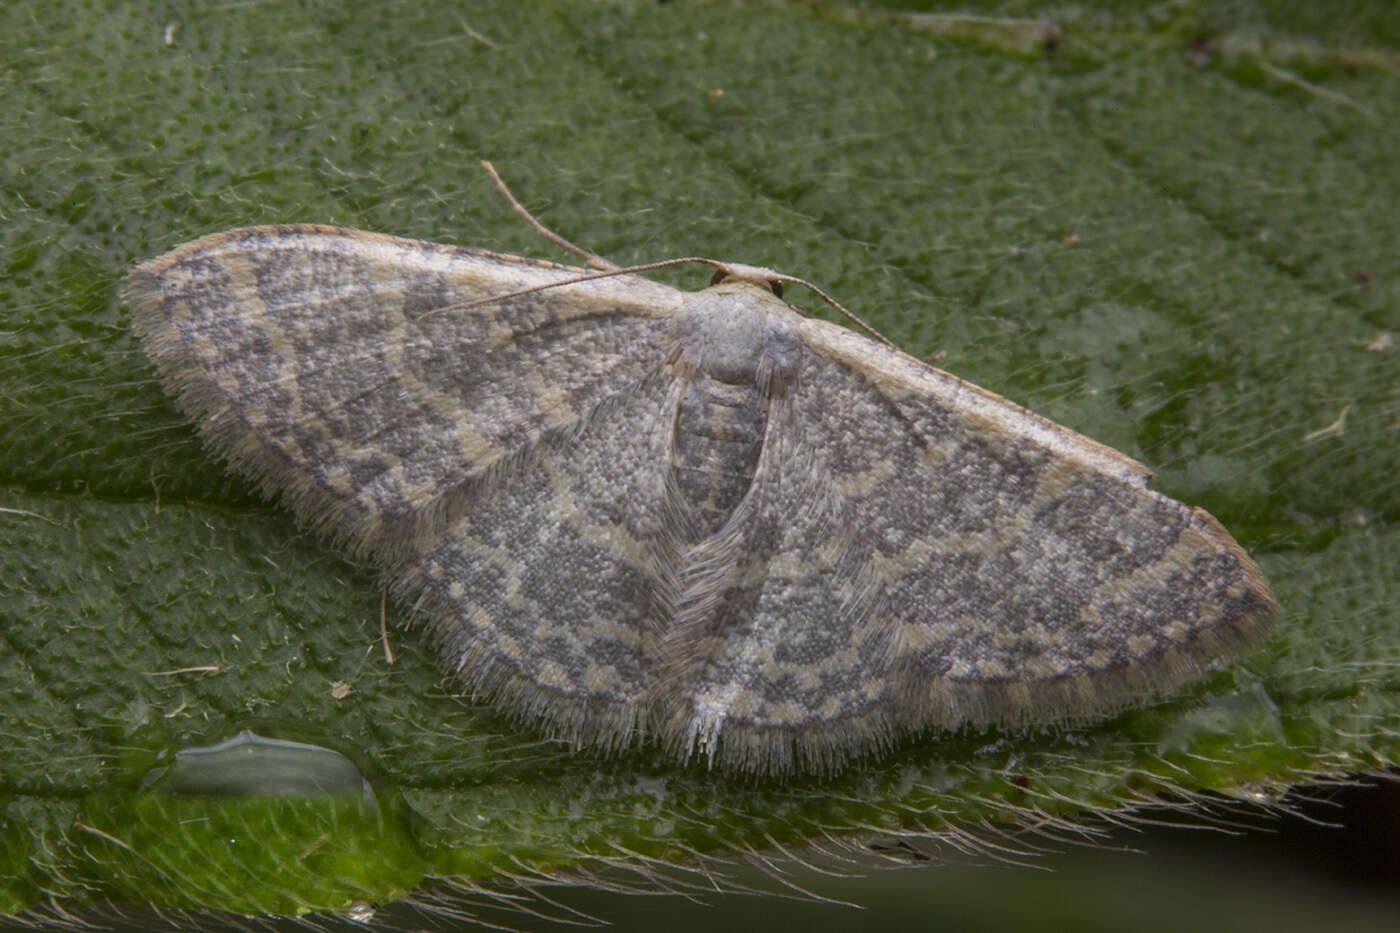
<box><xmin>2</xmin><ymin>0</ymin><xmax>1396</xmax><ymax>927</ymax></box>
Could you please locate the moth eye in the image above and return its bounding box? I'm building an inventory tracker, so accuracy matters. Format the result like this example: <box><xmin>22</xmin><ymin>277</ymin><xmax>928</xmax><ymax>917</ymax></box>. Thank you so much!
<box><xmin>769</xmin><ymin>281</ymin><xmax>784</xmax><ymax>298</ymax></box>
<box><xmin>710</xmin><ymin>268</ymin><xmax>727</xmax><ymax>286</ymax></box>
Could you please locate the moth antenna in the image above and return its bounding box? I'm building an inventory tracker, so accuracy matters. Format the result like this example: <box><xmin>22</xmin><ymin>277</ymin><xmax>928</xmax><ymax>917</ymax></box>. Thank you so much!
<box><xmin>416</xmin><ymin>257</ymin><xmax>730</xmax><ymax>319</ymax></box>
<box><xmin>481</xmin><ymin>160</ymin><xmax>620</xmax><ymax>272</ymax></box>
<box><xmin>481</xmin><ymin>160</ymin><xmax>895</xmax><ymax>352</ymax></box>
<box><xmin>769</xmin><ymin>274</ymin><xmax>897</xmax><ymax>351</ymax></box>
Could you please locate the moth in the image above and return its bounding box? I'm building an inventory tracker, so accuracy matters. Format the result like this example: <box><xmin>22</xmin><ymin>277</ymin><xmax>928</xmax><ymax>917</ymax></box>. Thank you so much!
<box><xmin>125</xmin><ymin>165</ymin><xmax>1276</xmax><ymax>777</ymax></box>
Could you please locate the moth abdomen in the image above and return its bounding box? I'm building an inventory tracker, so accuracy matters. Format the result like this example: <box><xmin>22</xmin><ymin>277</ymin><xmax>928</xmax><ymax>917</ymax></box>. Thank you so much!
<box><xmin>672</xmin><ymin>377</ymin><xmax>767</xmax><ymax>538</ymax></box>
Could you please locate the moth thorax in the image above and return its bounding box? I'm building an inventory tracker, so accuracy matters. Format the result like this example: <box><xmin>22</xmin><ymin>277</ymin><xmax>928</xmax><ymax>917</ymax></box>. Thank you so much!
<box><xmin>671</xmin><ymin>375</ymin><xmax>766</xmax><ymax>539</ymax></box>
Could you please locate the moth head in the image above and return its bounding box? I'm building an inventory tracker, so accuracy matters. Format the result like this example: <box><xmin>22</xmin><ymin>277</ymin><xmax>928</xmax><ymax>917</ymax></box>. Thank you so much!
<box><xmin>709</xmin><ymin>263</ymin><xmax>784</xmax><ymax>298</ymax></box>
<box><xmin>698</xmin><ymin>259</ymin><xmax>894</xmax><ymax>350</ymax></box>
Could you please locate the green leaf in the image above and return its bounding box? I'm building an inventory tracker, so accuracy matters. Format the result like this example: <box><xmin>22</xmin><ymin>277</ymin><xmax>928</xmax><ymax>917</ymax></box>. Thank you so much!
<box><xmin>2</xmin><ymin>0</ymin><xmax>1396</xmax><ymax>923</ymax></box>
